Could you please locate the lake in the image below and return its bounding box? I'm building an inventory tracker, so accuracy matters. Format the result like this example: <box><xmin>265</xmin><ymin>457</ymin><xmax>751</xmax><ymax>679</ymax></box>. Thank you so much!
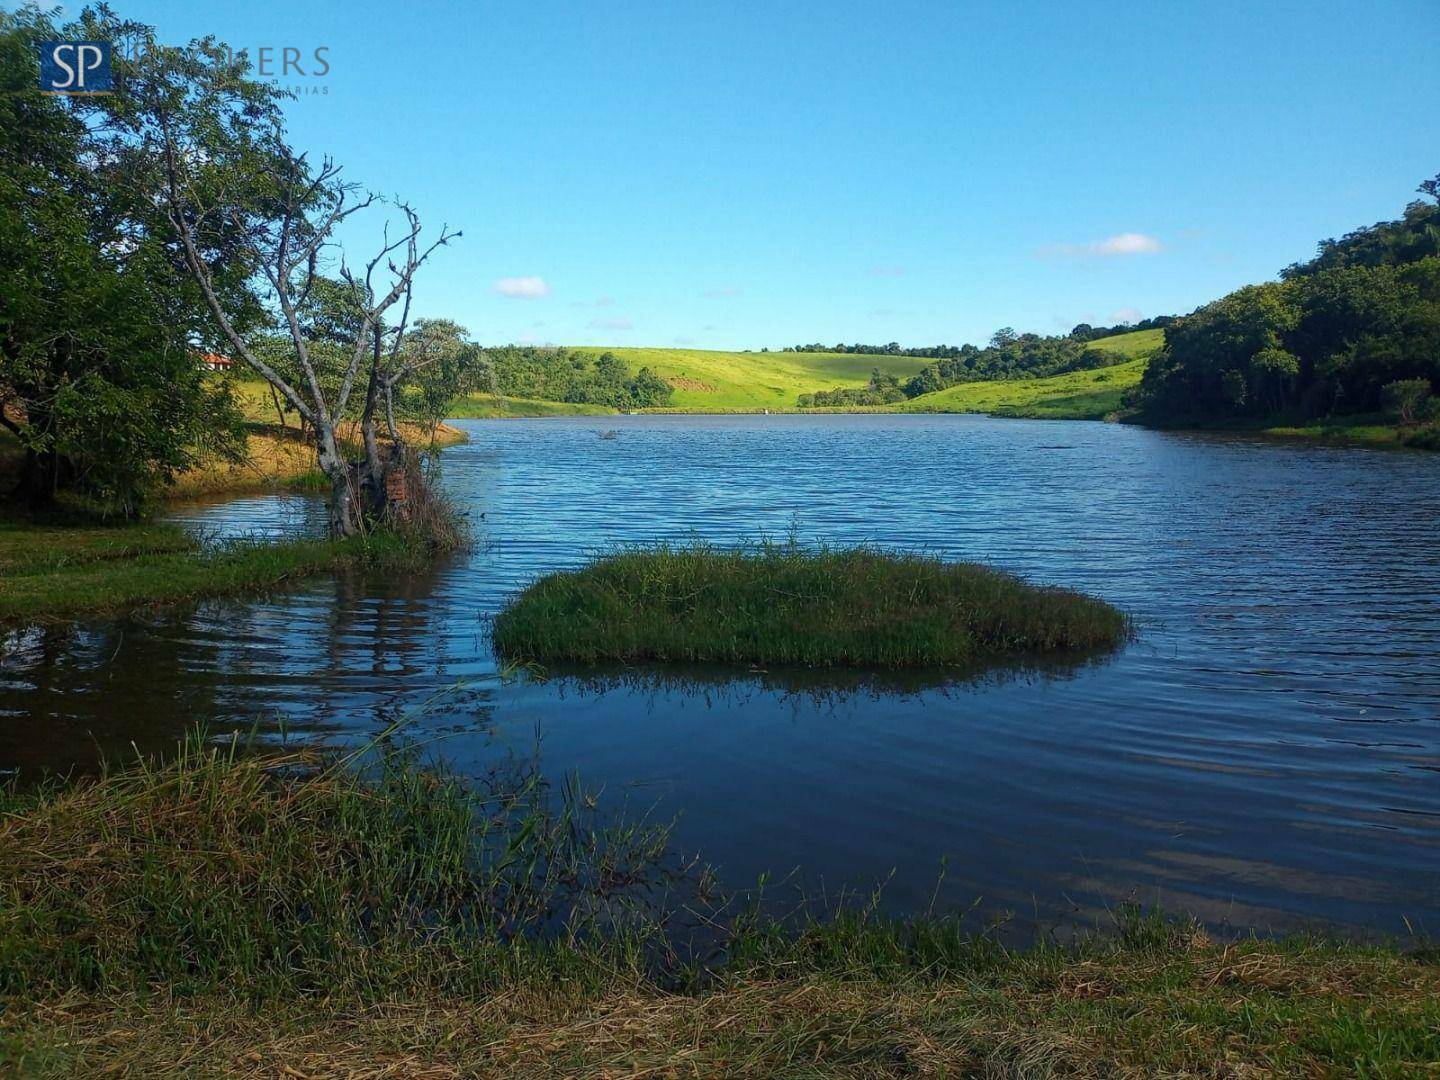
<box><xmin>3</xmin><ymin>414</ymin><xmax>1438</xmax><ymax>939</ymax></box>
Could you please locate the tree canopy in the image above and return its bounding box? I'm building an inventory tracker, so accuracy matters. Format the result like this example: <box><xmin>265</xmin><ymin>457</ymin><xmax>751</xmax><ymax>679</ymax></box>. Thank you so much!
<box><xmin>0</xmin><ymin>6</ymin><xmax>246</xmax><ymax>514</ymax></box>
<box><xmin>1134</xmin><ymin>175</ymin><xmax>1440</xmax><ymax>427</ymax></box>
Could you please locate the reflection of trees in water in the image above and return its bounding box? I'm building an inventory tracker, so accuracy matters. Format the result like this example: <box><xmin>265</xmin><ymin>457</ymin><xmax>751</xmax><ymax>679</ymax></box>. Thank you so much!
<box><xmin>0</xmin><ymin>549</ymin><xmax>496</xmax><ymax>781</ymax></box>
<box><xmin>0</xmin><ymin>615</ymin><xmax>231</xmax><ymax>781</ymax></box>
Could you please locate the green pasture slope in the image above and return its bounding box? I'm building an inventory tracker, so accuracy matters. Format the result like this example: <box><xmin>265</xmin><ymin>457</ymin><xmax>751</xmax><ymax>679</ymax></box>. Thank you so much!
<box><xmin>569</xmin><ymin>347</ymin><xmax>932</xmax><ymax>409</ymax></box>
<box><xmin>897</xmin><ymin>328</ymin><xmax>1163</xmax><ymax>419</ymax></box>
<box><xmin>455</xmin><ymin>330</ymin><xmax>1164</xmax><ymax>417</ymax></box>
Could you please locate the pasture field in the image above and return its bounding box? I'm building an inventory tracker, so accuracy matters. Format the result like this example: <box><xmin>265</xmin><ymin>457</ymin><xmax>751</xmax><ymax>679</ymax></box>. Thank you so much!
<box><xmin>569</xmin><ymin>346</ymin><xmax>933</xmax><ymax>409</ymax></box>
<box><xmin>898</xmin><ymin>357</ymin><xmax>1148</xmax><ymax>419</ymax></box>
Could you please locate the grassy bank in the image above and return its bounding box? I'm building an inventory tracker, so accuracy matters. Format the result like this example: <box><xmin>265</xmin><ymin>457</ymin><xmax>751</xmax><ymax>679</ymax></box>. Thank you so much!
<box><xmin>1</xmin><ymin>383</ymin><xmax>468</xmax><ymax>504</ymax></box>
<box><xmin>492</xmin><ymin>541</ymin><xmax>1130</xmax><ymax>668</ymax></box>
<box><xmin>1133</xmin><ymin>410</ymin><xmax>1440</xmax><ymax>450</ymax></box>
<box><xmin>173</xmin><ymin>382</ymin><xmax>469</xmax><ymax>498</ymax></box>
<box><xmin>2</xmin><ymin>741</ymin><xmax>1436</xmax><ymax>1077</ymax></box>
<box><xmin>0</xmin><ymin>517</ymin><xmax>422</xmax><ymax>624</ymax></box>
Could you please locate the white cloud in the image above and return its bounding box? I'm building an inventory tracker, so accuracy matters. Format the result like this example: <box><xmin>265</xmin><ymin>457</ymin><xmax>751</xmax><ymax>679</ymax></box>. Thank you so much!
<box><xmin>493</xmin><ymin>276</ymin><xmax>551</xmax><ymax>299</ymax></box>
<box><xmin>1039</xmin><ymin>233</ymin><xmax>1163</xmax><ymax>259</ymax></box>
<box><xmin>1111</xmin><ymin>306</ymin><xmax>1143</xmax><ymax>324</ymax></box>
<box><xmin>1094</xmin><ymin>233</ymin><xmax>1162</xmax><ymax>256</ymax></box>
<box><xmin>588</xmin><ymin>317</ymin><xmax>633</xmax><ymax>331</ymax></box>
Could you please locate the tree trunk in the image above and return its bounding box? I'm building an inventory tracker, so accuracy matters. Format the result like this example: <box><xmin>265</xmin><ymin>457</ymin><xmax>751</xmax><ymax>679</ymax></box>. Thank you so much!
<box><xmin>359</xmin><ymin>364</ymin><xmax>385</xmax><ymax>516</ymax></box>
<box><xmin>314</xmin><ymin>423</ymin><xmax>358</xmax><ymax>538</ymax></box>
<box><xmin>17</xmin><ymin>446</ymin><xmax>59</xmax><ymax>508</ymax></box>
<box><xmin>268</xmin><ymin>383</ymin><xmax>287</xmax><ymax>430</ymax></box>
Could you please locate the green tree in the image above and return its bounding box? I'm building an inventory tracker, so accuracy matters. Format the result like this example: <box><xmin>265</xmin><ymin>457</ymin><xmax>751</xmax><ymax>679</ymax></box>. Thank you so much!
<box><xmin>0</xmin><ymin>7</ymin><xmax>245</xmax><ymax>514</ymax></box>
<box><xmin>1380</xmin><ymin>378</ymin><xmax>1431</xmax><ymax>425</ymax></box>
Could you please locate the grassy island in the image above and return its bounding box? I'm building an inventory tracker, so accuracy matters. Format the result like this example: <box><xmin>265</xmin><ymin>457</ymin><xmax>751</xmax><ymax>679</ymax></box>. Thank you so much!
<box><xmin>1</xmin><ymin>740</ymin><xmax>1435</xmax><ymax>1076</ymax></box>
<box><xmin>492</xmin><ymin>541</ymin><xmax>1130</xmax><ymax>668</ymax></box>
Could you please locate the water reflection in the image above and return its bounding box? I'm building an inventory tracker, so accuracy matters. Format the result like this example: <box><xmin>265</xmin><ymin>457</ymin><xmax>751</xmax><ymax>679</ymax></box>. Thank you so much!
<box><xmin>3</xmin><ymin>414</ymin><xmax>1439</xmax><ymax>941</ymax></box>
<box><xmin>530</xmin><ymin>645</ymin><xmax>1122</xmax><ymax>702</ymax></box>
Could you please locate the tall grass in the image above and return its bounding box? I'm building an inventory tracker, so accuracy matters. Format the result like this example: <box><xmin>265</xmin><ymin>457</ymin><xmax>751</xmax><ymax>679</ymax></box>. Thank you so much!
<box><xmin>0</xmin><ymin>732</ymin><xmax>690</xmax><ymax>1001</ymax></box>
<box><xmin>2</xmin><ymin>737</ymin><xmax>1437</xmax><ymax>1076</ymax></box>
<box><xmin>492</xmin><ymin>539</ymin><xmax>1131</xmax><ymax>668</ymax></box>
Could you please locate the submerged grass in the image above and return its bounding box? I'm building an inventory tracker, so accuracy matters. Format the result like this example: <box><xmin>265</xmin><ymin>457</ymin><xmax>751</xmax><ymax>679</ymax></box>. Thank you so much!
<box><xmin>1</xmin><ymin>738</ymin><xmax>1436</xmax><ymax>1077</ymax></box>
<box><xmin>0</xmin><ymin>518</ymin><xmax>453</xmax><ymax>624</ymax></box>
<box><xmin>492</xmin><ymin>540</ymin><xmax>1131</xmax><ymax>668</ymax></box>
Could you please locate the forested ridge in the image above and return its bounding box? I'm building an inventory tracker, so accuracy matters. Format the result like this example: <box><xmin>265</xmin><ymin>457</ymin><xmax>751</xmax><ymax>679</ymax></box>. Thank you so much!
<box><xmin>1131</xmin><ymin>175</ymin><xmax>1440</xmax><ymax>440</ymax></box>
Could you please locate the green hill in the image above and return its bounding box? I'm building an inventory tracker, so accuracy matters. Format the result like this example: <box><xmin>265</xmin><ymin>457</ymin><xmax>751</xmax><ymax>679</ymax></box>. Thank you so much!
<box><xmin>896</xmin><ymin>328</ymin><xmax>1163</xmax><ymax>419</ymax></box>
<box><xmin>568</xmin><ymin>347</ymin><xmax>932</xmax><ymax>410</ymax></box>
<box><xmin>897</xmin><ymin>356</ymin><xmax>1148</xmax><ymax>418</ymax></box>
<box><xmin>1079</xmin><ymin>327</ymin><xmax>1164</xmax><ymax>359</ymax></box>
<box><xmin>455</xmin><ymin>330</ymin><xmax>1165</xmax><ymax>417</ymax></box>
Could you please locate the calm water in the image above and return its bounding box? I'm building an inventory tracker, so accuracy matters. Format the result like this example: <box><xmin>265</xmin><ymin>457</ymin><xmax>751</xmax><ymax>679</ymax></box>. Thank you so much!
<box><xmin>4</xmin><ymin>415</ymin><xmax>1439</xmax><ymax>938</ymax></box>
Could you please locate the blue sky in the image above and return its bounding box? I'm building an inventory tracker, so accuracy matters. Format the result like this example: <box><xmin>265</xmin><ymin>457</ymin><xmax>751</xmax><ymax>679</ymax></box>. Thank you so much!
<box><xmin>55</xmin><ymin>0</ymin><xmax>1440</xmax><ymax>348</ymax></box>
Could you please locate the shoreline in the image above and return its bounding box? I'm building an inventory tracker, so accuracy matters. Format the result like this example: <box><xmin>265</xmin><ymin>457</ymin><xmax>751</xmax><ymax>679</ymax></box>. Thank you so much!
<box><xmin>0</xmin><ymin>423</ymin><xmax>470</xmax><ymax>626</ymax></box>
<box><xmin>453</xmin><ymin>399</ymin><xmax>1434</xmax><ymax>451</ymax></box>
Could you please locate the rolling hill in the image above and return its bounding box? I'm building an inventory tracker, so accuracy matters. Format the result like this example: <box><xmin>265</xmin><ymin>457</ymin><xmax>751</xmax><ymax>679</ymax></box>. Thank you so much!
<box><xmin>896</xmin><ymin>328</ymin><xmax>1163</xmax><ymax>419</ymax></box>
<box><xmin>567</xmin><ymin>347</ymin><xmax>932</xmax><ymax>410</ymax></box>
<box><xmin>457</xmin><ymin>329</ymin><xmax>1165</xmax><ymax>418</ymax></box>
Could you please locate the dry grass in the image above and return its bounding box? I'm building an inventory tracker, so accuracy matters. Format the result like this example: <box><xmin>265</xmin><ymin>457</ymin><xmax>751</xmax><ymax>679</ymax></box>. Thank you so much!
<box><xmin>7</xmin><ymin>935</ymin><xmax>1438</xmax><ymax>1077</ymax></box>
<box><xmin>165</xmin><ymin>420</ymin><xmax>467</xmax><ymax>500</ymax></box>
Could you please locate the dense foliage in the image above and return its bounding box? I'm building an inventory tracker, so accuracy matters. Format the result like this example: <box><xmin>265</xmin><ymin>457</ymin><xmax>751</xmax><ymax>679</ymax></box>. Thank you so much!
<box><xmin>1134</xmin><ymin>175</ymin><xmax>1440</xmax><ymax>429</ymax></box>
<box><xmin>796</xmin><ymin>370</ymin><xmax>907</xmax><ymax>407</ymax></box>
<box><xmin>484</xmin><ymin>347</ymin><xmax>673</xmax><ymax>408</ymax></box>
<box><xmin>0</xmin><ymin>8</ymin><xmax>247</xmax><ymax>514</ymax></box>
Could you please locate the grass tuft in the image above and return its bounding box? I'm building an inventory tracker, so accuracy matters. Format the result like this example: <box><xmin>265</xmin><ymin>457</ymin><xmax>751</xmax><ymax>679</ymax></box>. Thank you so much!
<box><xmin>492</xmin><ymin>540</ymin><xmax>1131</xmax><ymax>668</ymax></box>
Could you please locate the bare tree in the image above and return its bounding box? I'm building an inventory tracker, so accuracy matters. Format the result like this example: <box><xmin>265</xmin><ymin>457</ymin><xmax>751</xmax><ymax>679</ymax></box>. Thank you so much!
<box><xmin>159</xmin><ymin>142</ymin><xmax>457</xmax><ymax>535</ymax></box>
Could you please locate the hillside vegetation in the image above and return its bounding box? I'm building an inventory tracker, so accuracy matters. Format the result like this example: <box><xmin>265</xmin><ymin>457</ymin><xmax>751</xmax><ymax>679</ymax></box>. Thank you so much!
<box><xmin>900</xmin><ymin>357</ymin><xmax>1148</xmax><ymax>418</ymax></box>
<box><xmin>1134</xmin><ymin>173</ymin><xmax>1440</xmax><ymax>447</ymax></box>
<box><xmin>570</xmin><ymin>346</ymin><xmax>931</xmax><ymax>409</ymax></box>
<box><xmin>447</xmin><ymin>333</ymin><xmax>1160</xmax><ymax>418</ymax></box>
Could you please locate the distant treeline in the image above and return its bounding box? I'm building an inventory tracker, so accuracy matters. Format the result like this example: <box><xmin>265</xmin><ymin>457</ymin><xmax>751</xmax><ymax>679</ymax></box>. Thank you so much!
<box><xmin>797</xmin><ymin>328</ymin><xmax>1138</xmax><ymax>407</ymax></box>
<box><xmin>1068</xmin><ymin>315</ymin><xmax>1176</xmax><ymax>341</ymax></box>
<box><xmin>1131</xmin><ymin>174</ymin><xmax>1440</xmax><ymax>436</ymax></box>
<box><xmin>483</xmin><ymin>347</ymin><xmax>673</xmax><ymax>409</ymax></box>
<box><xmin>786</xmin><ymin>315</ymin><xmax>1173</xmax><ymax>359</ymax></box>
